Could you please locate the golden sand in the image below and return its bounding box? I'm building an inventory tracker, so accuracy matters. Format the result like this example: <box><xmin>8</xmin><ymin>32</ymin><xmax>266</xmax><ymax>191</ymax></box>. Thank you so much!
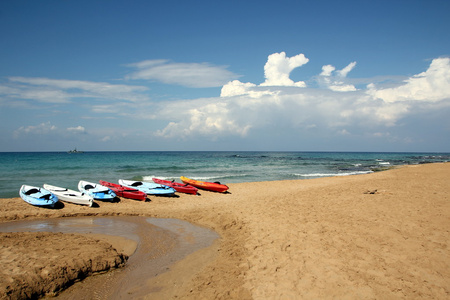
<box><xmin>0</xmin><ymin>163</ymin><xmax>449</xmax><ymax>299</ymax></box>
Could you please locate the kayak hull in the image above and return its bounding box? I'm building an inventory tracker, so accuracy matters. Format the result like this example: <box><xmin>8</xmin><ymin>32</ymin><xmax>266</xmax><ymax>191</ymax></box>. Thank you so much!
<box><xmin>180</xmin><ymin>176</ymin><xmax>229</xmax><ymax>193</ymax></box>
<box><xmin>19</xmin><ymin>185</ymin><xmax>59</xmax><ymax>208</ymax></box>
<box><xmin>99</xmin><ymin>180</ymin><xmax>147</xmax><ymax>201</ymax></box>
<box><xmin>78</xmin><ymin>180</ymin><xmax>116</xmax><ymax>201</ymax></box>
<box><xmin>118</xmin><ymin>179</ymin><xmax>176</xmax><ymax>196</ymax></box>
<box><xmin>152</xmin><ymin>178</ymin><xmax>198</xmax><ymax>195</ymax></box>
<box><xmin>43</xmin><ymin>184</ymin><xmax>93</xmax><ymax>207</ymax></box>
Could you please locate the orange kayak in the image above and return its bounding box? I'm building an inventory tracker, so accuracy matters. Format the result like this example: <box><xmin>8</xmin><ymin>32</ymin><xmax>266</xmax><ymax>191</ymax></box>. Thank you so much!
<box><xmin>180</xmin><ymin>176</ymin><xmax>229</xmax><ymax>193</ymax></box>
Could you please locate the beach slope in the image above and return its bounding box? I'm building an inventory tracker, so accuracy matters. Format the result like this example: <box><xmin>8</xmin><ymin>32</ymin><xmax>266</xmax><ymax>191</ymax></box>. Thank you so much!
<box><xmin>0</xmin><ymin>163</ymin><xmax>449</xmax><ymax>299</ymax></box>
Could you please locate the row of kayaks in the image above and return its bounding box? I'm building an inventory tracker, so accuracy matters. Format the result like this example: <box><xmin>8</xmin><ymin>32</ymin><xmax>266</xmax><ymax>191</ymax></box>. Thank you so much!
<box><xmin>19</xmin><ymin>177</ymin><xmax>229</xmax><ymax>208</ymax></box>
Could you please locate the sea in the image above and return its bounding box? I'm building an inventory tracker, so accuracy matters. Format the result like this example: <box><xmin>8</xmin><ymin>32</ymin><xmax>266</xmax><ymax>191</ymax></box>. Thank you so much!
<box><xmin>1</xmin><ymin>151</ymin><xmax>449</xmax><ymax>199</ymax></box>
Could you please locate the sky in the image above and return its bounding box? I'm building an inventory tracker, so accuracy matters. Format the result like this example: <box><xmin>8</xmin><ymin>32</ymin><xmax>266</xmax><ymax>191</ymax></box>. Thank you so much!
<box><xmin>0</xmin><ymin>0</ymin><xmax>449</xmax><ymax>152</ymax></box>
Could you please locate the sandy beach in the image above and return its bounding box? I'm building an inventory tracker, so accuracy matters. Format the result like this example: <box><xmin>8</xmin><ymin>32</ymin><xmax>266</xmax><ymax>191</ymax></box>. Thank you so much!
<box><xmin>0</xmin><ymin>163</ymin><xmax>449</xmax><ymax>299</ymax></box>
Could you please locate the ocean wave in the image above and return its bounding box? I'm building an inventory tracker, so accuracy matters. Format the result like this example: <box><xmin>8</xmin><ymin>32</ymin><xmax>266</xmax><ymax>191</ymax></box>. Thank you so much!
<box><xmin>129</xmin><ymin>175</ymin><xmax>144</xmax><ymax>181</ymax></box>
<box><xmin>183</xmin><ymin>174</ymin><xmax>249</xmax><ymax>181</ymax></box>
<box><xmin>294</xmin><ymin>171</ymin><xmax>373</xmax><ymax>178</ymax></box>
<box><xmin>142</xmin><ymin>175</ymin><xmax>176</xmax><ymax>182</ymax></box>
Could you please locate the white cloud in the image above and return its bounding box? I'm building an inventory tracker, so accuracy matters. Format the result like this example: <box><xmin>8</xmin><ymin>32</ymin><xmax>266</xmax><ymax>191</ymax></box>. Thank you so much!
<box><xmin>220</xmin><ymin>80</ymin><xmax>255</xmax><ymax>97</ymax></box>
<box><xmin>154</xmin><ymin>98</ymin><xmax>252</xmax><ymax>138</ymax></box>
<box><xmin>221</xmin><ymin>52</ymin><xmax>309</xmax><ymax>97</ymax></box>
<box><xmin>338</xmin><ymin>61</ymin><xmax>357</xmax><ymax>77</ymax></box>
<box><xmin>67</xmin><ymin>126</ymin><xmax>87</xmax><ymax>134</ymax></box>
<box><xmin>220</xmin><ymin>80</ymin><xmax>278</xmax><ymax>98</ymax></box>
<box><xmin>1</xmin><ymin>83</ymin><xmax>71</xmax><ymax>103</ymax></box>
<box><xmin>13</xmin><ymin>122</ymin><xmax>57</xmax><ymax>138</ymax></box>
<box><xmin>1</xmin><ymin>77</ymin><xmax>149</xmax><ymax>104</ymax></box>
<box><xmin>320</xmin><ymin>65</ymin><xmax>335</xmax><ymax>77</ymax></box>
<box><xmin>5</xmin><ymin>52</ymin><xmax>450</xmax><ymax>150</ymax></box>
<box><xmin>367</xmin><ymin>57</ymin><xmax>450</xmax><ymax>102</ymax></box>
<box><xmin>260</xmin><ymin>52</ymin><xmax>309</xmax><ymax>87</ymax></box>
<box><xmin>222</xmin><ymin>54</ymin><xmax>357</xmax><ymax>99</ymax></box>
<box><xmin>318</xmin><ymin>61</ymin><xmax>357</xmax><ymax>92</ymax></box>
<box><xmin>13</xmin><ymin>122</ymin><xmax>91</xmax><ymax>140</ymax></box>
<box><xmin>154</xmin><ymin>54</ymin><xmax>450</xmax><ymax>140</ymax></box>
<box><xmin>125</xmin><ymin>59</ymin><xmax>239</xmax><ymax>88</ymax></box>
<box><xmin>156</xmin><ymin>89</ymin><xmax>397</xmax><ymax>139</ymax></box>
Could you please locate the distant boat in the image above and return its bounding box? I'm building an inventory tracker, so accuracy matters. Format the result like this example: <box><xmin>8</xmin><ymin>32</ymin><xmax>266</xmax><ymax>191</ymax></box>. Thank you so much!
<box><xmin>68</xmin><ymin>148</ymin><xmax>83</xmax><ymax>154</ymax></box>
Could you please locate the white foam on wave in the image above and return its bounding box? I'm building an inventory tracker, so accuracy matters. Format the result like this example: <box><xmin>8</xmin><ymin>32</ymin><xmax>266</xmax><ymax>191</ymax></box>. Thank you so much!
<box><xmin>295</xmin><ymin>171</ymin><xmax>373</xmax><ymax>178</ymax></box>
<box><xmin>142</xmin><ymin>175</ymin><xmax>175</xmax><ymax>182</ymax></box>
<box><xmin>187</xmin><ymin>174</ymin><xmax>248</xmax><ymax>181</ymax></box>
<box><xmin>144</xmin><ymin>174</ymin><xmax>248</xmax><ymax>182</ymax></box>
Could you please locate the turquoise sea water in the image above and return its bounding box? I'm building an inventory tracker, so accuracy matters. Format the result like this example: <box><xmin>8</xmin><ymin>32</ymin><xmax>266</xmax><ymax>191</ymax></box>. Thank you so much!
<box><xmin>1</xmin><ymin>151</ymin><xmax>449</xmax><ymax>198</ymax></box>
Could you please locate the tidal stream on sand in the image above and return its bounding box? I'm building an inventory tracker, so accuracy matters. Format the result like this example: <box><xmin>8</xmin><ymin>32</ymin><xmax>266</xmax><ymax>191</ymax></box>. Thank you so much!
<box><xmin>0</xmin><ymin>216</ymin><xmax>219</xmax><ymax>299</ymax></box>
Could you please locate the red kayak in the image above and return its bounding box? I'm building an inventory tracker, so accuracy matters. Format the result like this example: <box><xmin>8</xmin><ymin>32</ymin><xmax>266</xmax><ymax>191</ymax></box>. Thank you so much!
<box><xmin>99</xmin><ymin>180</ymin><xmax>147</xmax><ymax>201</ymax></box>
<box><xmin>180</xmin><ymin>176</ymin><xmax>229</xmax><ymax>193</ymax></box>
<box><xmin>152</xmin><ymin>178</ymin><xmax>199</xmax><ymax>195</ymax></box>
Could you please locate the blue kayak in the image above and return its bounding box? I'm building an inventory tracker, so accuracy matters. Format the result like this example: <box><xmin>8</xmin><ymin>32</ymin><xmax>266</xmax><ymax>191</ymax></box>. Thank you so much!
<box><xmin>118</xmin><ymin>179</ymin><xmax>176</xmax><ymax>196</ymax></box>
<box><xmin>78</xmin><ymin>180</ymin><xmax>116</xmax><ymax>201</ymax></box>
<box><xmin>19</xmin><ymin>185</ymin><xmax>59</xmax><ymax>208</ymax></box>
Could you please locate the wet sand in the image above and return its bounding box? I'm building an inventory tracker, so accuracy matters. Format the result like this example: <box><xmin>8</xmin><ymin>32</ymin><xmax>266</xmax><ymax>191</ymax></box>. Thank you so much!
<box><xmin>1</xmin><ymin>163</ymin><xmax>449</xmax><ymax>299</ymax></box>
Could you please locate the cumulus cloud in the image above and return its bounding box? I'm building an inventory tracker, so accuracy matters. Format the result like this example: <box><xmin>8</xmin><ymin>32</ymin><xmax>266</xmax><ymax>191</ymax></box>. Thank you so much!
<box><xmin>153</xmin><ymin>98</ymin><xmax>252</xmax><ymax>138</ymax></box>
<box><xmin>125</xmin><ymin>59</ymin><xmax>239</xmax><ymax>88</ymax></box>
<box><xmin>319</xmin><ymin>61</ymin><xmax>357</xmax><ymax>92</ymax></box>
<box><xmin>1</xmin><ymin>77</ymin><xmax>149</xmax><ymax>104</ymax></box>
<box><xmin>221</xmin><ymin>53</ymin><xmax>357</xmax><ymax>97</ymax></box>
<box><xmin>367</xmin><ymin>57</ymin><xmax>450</xmax><ymax>102</ymax></box>
<box><xmin>156</xmin><ymin>88</ymin><xmax>412</xmax><ymax>140</ymax></box>
<box><xmin>220</xmin><ymin>80</ymin><xmax>278</xmax><ymax>98</ymax></box>
<box><xmin>5</xmin><ymin>52</ymin><xmax>450</xmax><ymax>149</ymax></box>
<box><xmin>320</xmin><ymin>65</ymin><xmax>335</xmax><ymax>77</ymax></box>
<box><xmin>155</xmin><ymin>54</ymin><xmax>450</xmax><ymax>141</ymax></box>
<box><xmin>221</xmin><ymin>52</ymin><xmax>309</xmax><ymax>97</ymax></box>
<box><xmin>260</xmin><ymin>52</ymin><xmax>309</xmax><ymax>87</ymax></box>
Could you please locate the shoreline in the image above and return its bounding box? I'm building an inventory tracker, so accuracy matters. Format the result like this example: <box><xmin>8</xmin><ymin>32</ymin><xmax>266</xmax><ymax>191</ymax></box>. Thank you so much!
<box><xmin>1</xmin><ymin>163</ymin><xmax>449</xmax><ymax>299</ymax></box>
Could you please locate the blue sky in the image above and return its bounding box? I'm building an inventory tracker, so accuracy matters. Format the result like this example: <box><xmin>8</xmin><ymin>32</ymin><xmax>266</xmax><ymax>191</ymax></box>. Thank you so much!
<box><xmin>1</xmin><ymin>0</ymin><xmax>449</xmax><ymax>152</ymax></box>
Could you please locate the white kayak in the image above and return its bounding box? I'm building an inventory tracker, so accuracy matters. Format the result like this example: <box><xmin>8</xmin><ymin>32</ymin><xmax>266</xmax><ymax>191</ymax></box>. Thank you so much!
<box><xmin>78</xmin><ymin>180</ymin><xmax>116</xmax><ymax>201</ymax></box>
<box><xmin>118</xmin><ymin>179</ymin><xmax>176</xmax><ymax>196</ymax></box>
<box><xmin>43</xmin><ymin>184</ymin><xmax>94</xmax><ymax>207</ymax></box>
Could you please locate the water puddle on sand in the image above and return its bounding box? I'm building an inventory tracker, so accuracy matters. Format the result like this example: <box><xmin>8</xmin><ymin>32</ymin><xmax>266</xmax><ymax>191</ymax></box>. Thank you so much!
<box><xmin>0</xmin><ymin>216</ymin><xmax>219</xmax><ymax>299</ymax></box>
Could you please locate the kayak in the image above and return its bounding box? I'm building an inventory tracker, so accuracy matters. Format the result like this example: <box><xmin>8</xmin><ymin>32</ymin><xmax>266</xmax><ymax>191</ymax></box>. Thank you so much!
<box><xmin>152</xmin><ymin>178</ymin><xmax>198</xmax><ymax>195</ymax></box>
<box><xmin>43</xmin><ymin>184</ymin><xmax>94</xmax><ymax>207</ymax></box>
<box><xmin>118</xmin><ymin>179</ymin><xmax>176</xmax><ymax>196</ymax></box>
<box><xmin>99</xmin><ymin>180</ymin><xmax>147</xmax><ymax>201</ymax></box>
<box><xmin>19</xmin><ymin>185</ymin><xmax>59</xmax><ymax>208</ymax></box>
<box><xmin>180</xmin><ymin>176</ymin><xmax>229</xmax><ymax>193</ymax></box>
<box><xmin>78</xmin><ymin>180</ymin><xmax>116</xmax><ymax>201</ymax></box>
